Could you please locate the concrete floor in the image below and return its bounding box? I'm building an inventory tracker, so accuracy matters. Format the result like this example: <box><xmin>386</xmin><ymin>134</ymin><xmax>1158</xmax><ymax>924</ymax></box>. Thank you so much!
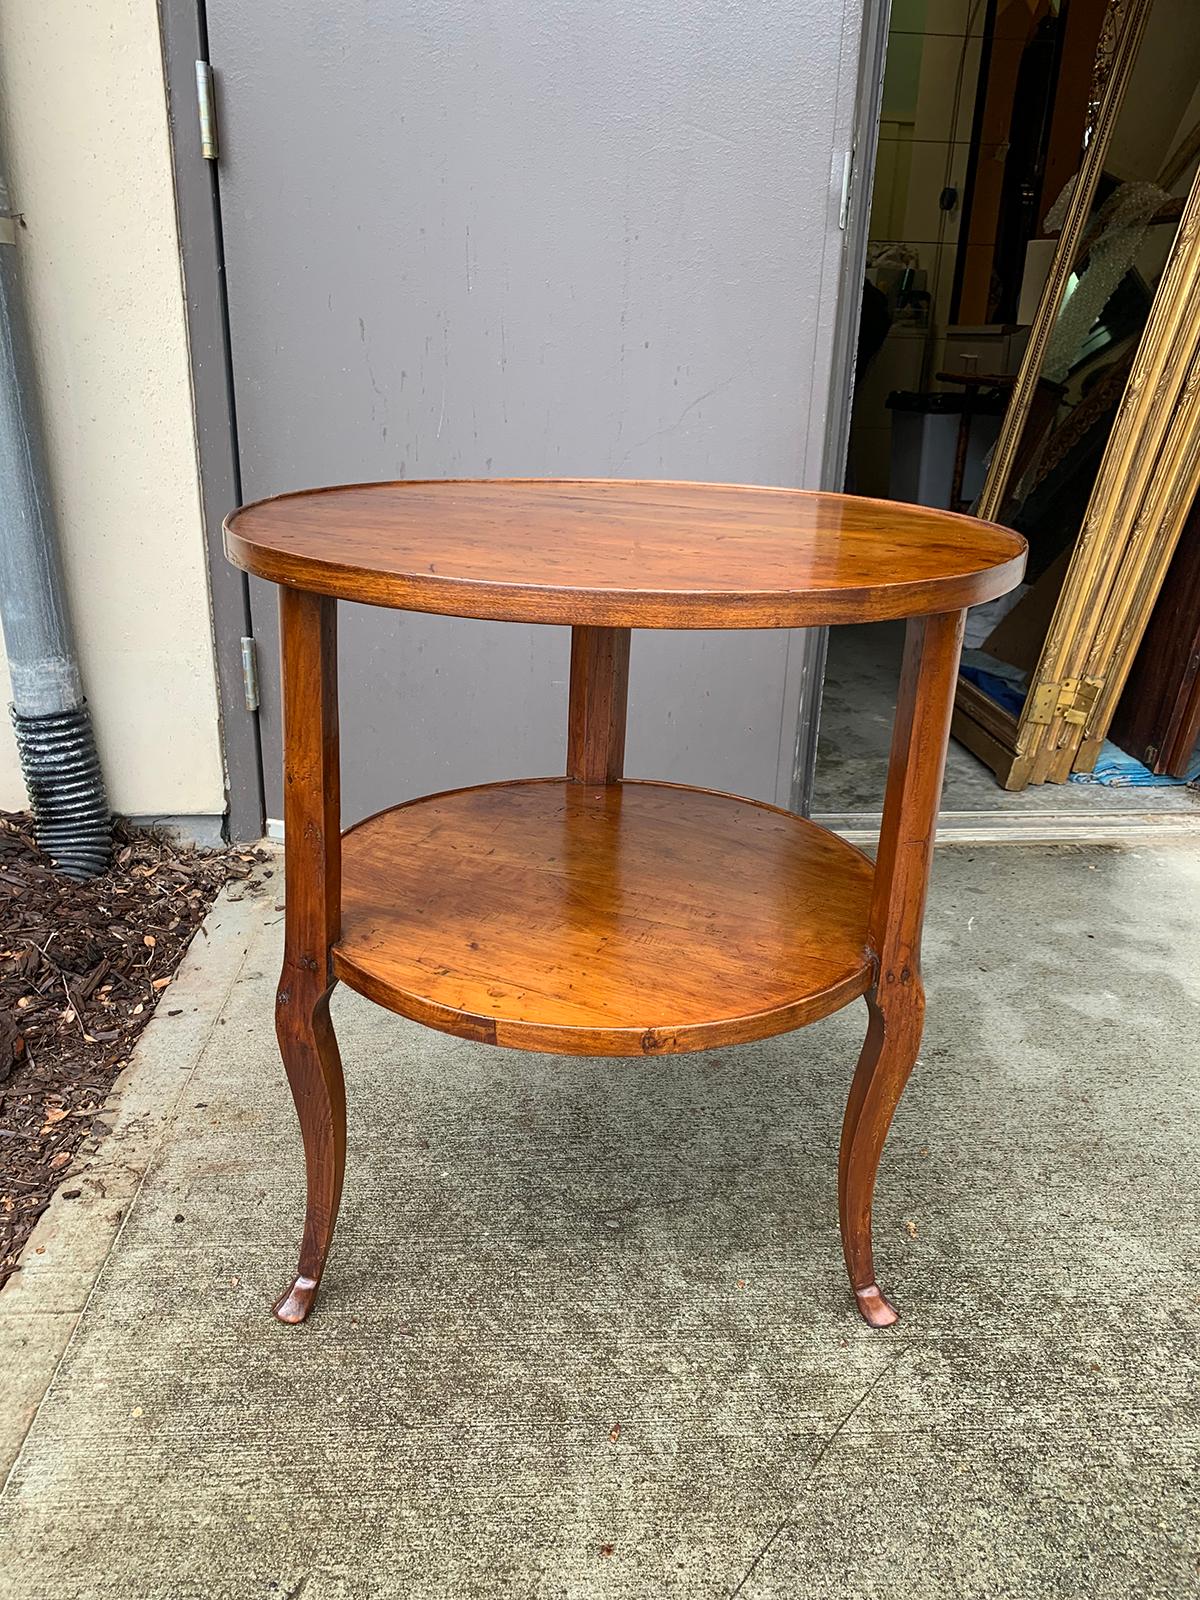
<box><xmin>2</xmin><ymin>843</ymin><xmax>1199</xmax><ymax>1598</ymax></box>
<box><xmin>813</xmin><ymin>623</ymin><xmax>1200</xmax><ymax>821</ymax></box>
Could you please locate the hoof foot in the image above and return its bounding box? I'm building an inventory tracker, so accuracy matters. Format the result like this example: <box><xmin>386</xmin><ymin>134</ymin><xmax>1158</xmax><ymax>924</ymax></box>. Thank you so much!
<box><xmin>274</xmin><ymin>1274</ymin><xmax>320</xmax><ymax>1324</ymax></box>
<box><xmin>854</xmin><ymin>1283</ymin><xmax>900</xmax><ymax>1328</ymax></box>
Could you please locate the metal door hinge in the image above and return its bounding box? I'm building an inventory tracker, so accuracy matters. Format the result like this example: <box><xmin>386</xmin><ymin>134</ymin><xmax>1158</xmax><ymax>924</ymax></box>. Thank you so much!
<box><xmin>1025</xmin><ymin>676</ymin><xmax>1103</xmax><ymax>727</ymax></box>
<box><xmin>837</xmin><ymin>149</ymin><xmax>854</xmax><ymax>231</ymax></box>
<box><xmin>1026</xmin><ymin>682</ymin><xmax>1059</xmax><ymax>724</ymax></box>
<box><xmin>195</xmin><ymin>61</ymin><xmax>219</xmax><ymax>161</ymax></box>
<box><xmin>1060</xmin><ymin>675</ymin><xmax>1103</xmax><ymax>726</ymax></box>
<box><xmin>240</xmin><ymin>636</ymin><xmax>259</xmax><ymax>711</ymax></box>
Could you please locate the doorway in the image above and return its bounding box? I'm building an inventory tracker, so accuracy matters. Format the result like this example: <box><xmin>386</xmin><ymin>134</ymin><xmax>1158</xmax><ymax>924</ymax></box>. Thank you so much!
<box><xmin>820</xmin><ymin>0</ymin><xmax>1200</xmax><ymax>831</ymax></box>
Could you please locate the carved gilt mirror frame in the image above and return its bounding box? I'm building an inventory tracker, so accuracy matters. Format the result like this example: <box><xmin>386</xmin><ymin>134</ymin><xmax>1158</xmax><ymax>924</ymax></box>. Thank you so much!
<box><xmin>950</xmin><ymin>0</ymin><xmax>1200</xmax><ymax>789</ymax></box>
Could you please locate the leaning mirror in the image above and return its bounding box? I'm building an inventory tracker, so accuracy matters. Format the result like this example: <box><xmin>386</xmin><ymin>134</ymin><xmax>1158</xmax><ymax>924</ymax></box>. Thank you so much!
<box><xmin>950</xmin><ymin>0</ymin><xmax>1200</xmax><ymax>786</ymax></box>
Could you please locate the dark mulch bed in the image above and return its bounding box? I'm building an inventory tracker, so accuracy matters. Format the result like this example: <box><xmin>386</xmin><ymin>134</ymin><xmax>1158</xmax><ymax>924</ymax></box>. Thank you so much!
<box><xmin>0</xmin><ymin>813</ymin><xmax>269</xmax><ymax>1289</ymax></box>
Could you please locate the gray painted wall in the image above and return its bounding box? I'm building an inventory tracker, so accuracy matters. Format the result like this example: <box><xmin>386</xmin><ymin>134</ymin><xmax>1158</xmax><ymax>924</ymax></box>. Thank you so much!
<box><xmin>207</xmin><ymin>0</ymin><xmax>867</xmax><ymax>824</ymax></box>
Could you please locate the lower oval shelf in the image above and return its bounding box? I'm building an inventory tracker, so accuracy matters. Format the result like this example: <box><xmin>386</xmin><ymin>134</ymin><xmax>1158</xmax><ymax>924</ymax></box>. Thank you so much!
<box><xmin>334</xmin><ymin>778</ymin><xmax>875</xmax><ymax>1056</ymax></box>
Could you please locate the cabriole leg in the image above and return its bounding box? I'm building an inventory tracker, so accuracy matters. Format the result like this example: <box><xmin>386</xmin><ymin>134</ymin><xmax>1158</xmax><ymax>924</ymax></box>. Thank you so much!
<box><xmin>839</xmin><ymin>609</ymin><xmax>964</xmax><ymax>1326</ymax></box>
<box><xmin>274</xmin><ymin>987</ymin><xmax>346</xmax><ymax>1322</ymax></box>
<box><xmin>838</xmin><ymin>982</ymin><xmax>925</xmax><ymax>1326</ymax></box>
<box><xmin>273</xmin><ymin>587</ymin><xmax>344</xmax><ymax>1325</ymax></box>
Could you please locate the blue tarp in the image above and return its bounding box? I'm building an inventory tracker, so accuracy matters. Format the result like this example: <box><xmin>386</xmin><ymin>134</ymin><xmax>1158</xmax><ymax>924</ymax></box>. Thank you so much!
<box><xmin>1069</xmin><ymin>740</ymin><xmax>1200</xmax><ymax>788</ymax></box>
<box><xmin>959</xmin><ymin>662</ymin><xmax>1025</xmax><ymax>718</ymax></box>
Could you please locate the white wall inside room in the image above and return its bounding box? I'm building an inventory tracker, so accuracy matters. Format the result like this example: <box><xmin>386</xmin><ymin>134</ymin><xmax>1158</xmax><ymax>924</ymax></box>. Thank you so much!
<box><xmin>1106</xmin><ymin>0</ymin><xmax>1200</xmax><ymax>182</ymax></box>
<box><xmin>0</xmin><ymin>0</ymin><xmax>224</xmax><ymax>820</ymax></box>
<box><xmin>849</xmin><ymin>0</ymin><xmax>989</xmax><ymax>499</ymax></box>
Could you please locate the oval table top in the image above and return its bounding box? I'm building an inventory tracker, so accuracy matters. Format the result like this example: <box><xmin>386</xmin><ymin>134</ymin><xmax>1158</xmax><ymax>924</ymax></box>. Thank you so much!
<box><xmin>225</xmin><ymin>478</ymin><xmax>1026</xmax><ymax>628</ymax></box>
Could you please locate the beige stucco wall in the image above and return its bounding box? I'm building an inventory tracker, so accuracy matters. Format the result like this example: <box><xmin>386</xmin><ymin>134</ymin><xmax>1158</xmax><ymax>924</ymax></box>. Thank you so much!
<box><xmin>0</xmin><ymin>0</ymin><xmax>224</xmax><ymax>817</ymax></box>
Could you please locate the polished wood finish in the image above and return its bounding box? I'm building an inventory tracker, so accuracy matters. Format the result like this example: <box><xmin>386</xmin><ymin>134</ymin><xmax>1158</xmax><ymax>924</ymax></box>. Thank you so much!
<box><xmin>567</xmin><ymin>626</ymin><xmax>630</xmax><ymax>783</ymax></box>
<box><xmin>273</xmin><ymin>587</ymin><xmax>346</xmax><ymax>1325</ymax></box>
<box><xmin>227</xmin><ymin>479</ymin><xmax>1025</xmax><ymax>1329</ymax></box>
<box><xmin>840</xmin><ymin>612</ymin><xmax>964</xmax><ymax>1326</ymax></box>
<box><xmin>224</xmin><ymin>479</ymin><xmax>1025</xmax><ymax>628</ymax></box>
<box><xmin>334</xmin><ymin>779</ymin><xmax>875</xmax><ymax>1056</ymax></box>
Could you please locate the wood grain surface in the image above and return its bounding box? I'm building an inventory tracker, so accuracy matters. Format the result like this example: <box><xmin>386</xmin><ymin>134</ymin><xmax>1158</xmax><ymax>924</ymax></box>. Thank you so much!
<box><xmin>566</xmin><ymin>626</ymin><xmax>630</xmax><ymax>783</ymax></box>
<box><xmin>227</xmin><ymin>482</ymin><xmax>1006</xmax><ymax>1327</ymax></box>
<box><xmin>838</xmin><ymin>610</ymin><xmax>965</xmax><ymax>1326</ymax></box>
<box><xmin>273</xmin><ymin>587</ymin><xmax>346</xmax><ymax>1324</ymax></box>
<box><xmin>225</xmin><ymin>479</ymin><xmax>1026</xmax><ymax>628</ymax></box>
<box><xmin>333</xmin><ymin>778</ymin><xmax>875</xmax><ymax>1055</ymax></box>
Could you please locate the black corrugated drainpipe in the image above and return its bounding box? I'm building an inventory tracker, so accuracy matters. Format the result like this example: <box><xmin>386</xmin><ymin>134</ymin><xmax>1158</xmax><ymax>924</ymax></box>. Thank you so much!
<box><xmin>0</xmin><ymin>141</ymin><xmax>110</xmax><ymax>878</ymax></box>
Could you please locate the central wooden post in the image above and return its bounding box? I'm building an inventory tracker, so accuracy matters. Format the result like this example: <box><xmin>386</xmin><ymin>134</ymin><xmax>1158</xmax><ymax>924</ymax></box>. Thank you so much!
<box><xmin>566</xmin><ymin>625</ymin><xmax>631</xmax><ymax>783</ymax></box>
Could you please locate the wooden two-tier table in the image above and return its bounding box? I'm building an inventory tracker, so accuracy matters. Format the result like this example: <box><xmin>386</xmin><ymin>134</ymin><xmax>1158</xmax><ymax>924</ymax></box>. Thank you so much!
<box><xmin>224</xmin><ymin>480</ymin><xmax>1026</xmax><ymax>1328</ymax></box>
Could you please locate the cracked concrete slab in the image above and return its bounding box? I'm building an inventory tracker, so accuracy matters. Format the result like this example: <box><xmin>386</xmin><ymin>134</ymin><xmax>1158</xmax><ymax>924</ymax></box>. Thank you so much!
<box><xmin>0</xmin><ymin>843</ymin><xmax>1197</xmax><ymax>1598</ymax></box>
<box><xmin>0</xmin><ymin>884</ymin><xmax>269</xmax><ymax>1482</ymax></box>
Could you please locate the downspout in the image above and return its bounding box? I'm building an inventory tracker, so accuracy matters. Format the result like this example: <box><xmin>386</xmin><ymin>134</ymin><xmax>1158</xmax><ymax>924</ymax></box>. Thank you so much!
<box><xmin>0</xmin><ymin>141</ymin><xmax>110</xmax><ymax>878</ymax></box>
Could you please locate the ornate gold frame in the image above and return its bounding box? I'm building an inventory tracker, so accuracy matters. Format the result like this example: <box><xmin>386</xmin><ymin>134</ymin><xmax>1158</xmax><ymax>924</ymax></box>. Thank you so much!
<box><xmin>952</xmin><ymin>0</ymin><xmax>1200</xmax><ymax>788</ymax></box>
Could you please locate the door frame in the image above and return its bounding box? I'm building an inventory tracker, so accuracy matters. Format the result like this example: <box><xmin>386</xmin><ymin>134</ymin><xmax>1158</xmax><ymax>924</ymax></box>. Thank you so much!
<box><xmin>161</xmin><ymin>0</ymin><xmax>889</xmax><ymax>831</ymax></box>
<box><xmin>791</xmin><ymin>0</ymin><xmax>892</xmax><ymax>814</ymax></box>
<box><xmin>159</xmin><ymin>0</ymin><xmax>263</xmax><ymax>842</ymax></box>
